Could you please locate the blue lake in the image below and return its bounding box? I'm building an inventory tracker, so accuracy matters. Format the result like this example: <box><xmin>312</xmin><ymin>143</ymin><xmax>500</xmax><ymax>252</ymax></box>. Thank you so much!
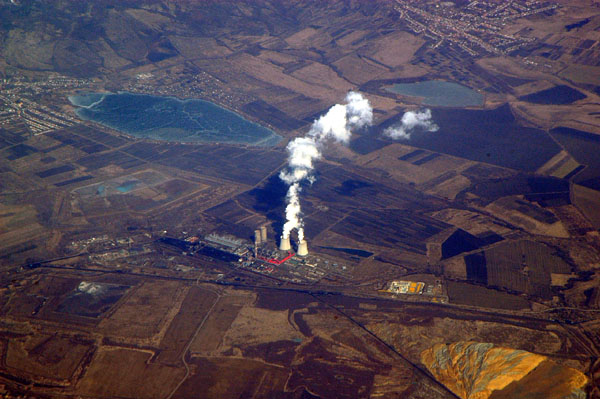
<box><xmin>68</xmin><ymin>92</ymin><xmax>282</xmax><ymax>146</ymax></box>
<box><xmin>385</xmin><ymin>80</ymin><xmax>484</xmax><ymax>107</ymax></box>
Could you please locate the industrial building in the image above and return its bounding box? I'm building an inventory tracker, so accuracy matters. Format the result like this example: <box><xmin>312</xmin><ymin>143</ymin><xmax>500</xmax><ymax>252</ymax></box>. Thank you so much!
<box><xmin>169</xmin><ymin>225</ymin><xmax>343</xmax><ymax>284</ymax></box>
<box><xmin>388</xmin><ymin>280</ymin><xmax>425</xmax><ymax>295</ymax></box>
<box><xmin>205</xmin><ymin>233</ymin><xmax>243</xmax><ymax>250</ymax></box>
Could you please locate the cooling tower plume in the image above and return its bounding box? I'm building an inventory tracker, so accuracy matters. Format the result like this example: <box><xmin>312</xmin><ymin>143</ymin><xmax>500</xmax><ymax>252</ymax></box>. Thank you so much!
<box><xmin>384</xmin><ymin>109</ymin><xmax>438</xmax><ymax>140</ymax></box>
<box><xmin>279</xmin><ymin>92</ymin><xmax>373</xmax><ymax>243</ymax></box>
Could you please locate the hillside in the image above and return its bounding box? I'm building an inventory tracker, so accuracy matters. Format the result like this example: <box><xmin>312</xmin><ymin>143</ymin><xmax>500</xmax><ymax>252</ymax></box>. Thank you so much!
<box><xmin>421</xmin><ymin>341</ymin><xmax>588</xmax><ymax>399</ymax></box>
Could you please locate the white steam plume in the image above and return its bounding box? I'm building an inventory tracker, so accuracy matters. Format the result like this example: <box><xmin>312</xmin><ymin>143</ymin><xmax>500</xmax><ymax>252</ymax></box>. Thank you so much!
<box><xmin>384</xmin><ymin>109</ymin><xmax>438</xmax><ymax>140</ymax></box>
<box><xmin>280</xmin><ymin>92</ymin><xmax>372</xmax><ymax>242</ymax></box>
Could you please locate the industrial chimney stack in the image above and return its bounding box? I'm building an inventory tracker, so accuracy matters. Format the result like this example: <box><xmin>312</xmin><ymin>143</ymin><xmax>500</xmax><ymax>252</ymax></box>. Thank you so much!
<box><xmin>260</xmin><ymin>225</ymin><xmax>267</xmax><ymax>242</ymax></box>
<box><xmin>254</xmin><ymin>229</ymin><xmax>262</xmax><ymax>245</ymax></box>
<box><xmin>254</xmin><ymin>229</ymin><xmax>261</xmax><ymax>257</ymax></box>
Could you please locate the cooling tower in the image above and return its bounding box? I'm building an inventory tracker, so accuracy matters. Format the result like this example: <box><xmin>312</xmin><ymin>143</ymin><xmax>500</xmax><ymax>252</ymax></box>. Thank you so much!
<box><xmin>279</xmin><ymin>235</ymin><xmax>291</xmax><ymax>251</ymax></box>
<box><xmin>254</xmin><ymin>229</ymin><xmax>262</xmax><ymax>245</ymax></box>
<box><xmin>260</xmin><ymin>225</ymin><xmax>267</xmax><ymax>242</ymax></box>
<box><xmin>297</xmin><ymin>240</ymin><xmax>308</xmax><ymax>256</ymax></box>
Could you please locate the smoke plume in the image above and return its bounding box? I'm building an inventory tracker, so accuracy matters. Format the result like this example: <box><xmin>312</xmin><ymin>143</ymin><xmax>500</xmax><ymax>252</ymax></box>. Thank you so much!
<box><xmin>280</xmin><ymin>92</ymin><xmax>372</xmax><ymax>242</ymax></box>
<box><xmin>384</xmin><ymin>109</ymin><xmax>438</xmax><ymax>140</ymax></box>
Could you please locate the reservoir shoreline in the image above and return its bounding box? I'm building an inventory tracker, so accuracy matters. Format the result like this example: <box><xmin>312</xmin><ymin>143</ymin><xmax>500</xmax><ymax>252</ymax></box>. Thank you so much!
<box><xmin>384</xmin><ymin>80</ymin><xmax>484</xmax><ymax>108</ymax></box>
<box><xmin>69</xmin><ymin>91</ymin><xmax>283</xmax><ymax>147</ymax></box>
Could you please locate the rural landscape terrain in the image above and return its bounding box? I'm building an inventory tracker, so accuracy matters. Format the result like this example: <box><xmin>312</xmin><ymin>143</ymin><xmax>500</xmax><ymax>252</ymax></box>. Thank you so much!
<box><xmin>1</xmin><ymin>0</ymin><xmax>600</xmax><ymax>398</ymax></box>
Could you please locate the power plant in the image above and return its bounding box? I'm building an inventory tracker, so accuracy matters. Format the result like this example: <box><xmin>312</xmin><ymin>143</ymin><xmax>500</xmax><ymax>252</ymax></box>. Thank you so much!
<box><xmin>253</xmin><ymin>223</ymin><xmax>310</xmax><ymax>260</ymax></box>
<box><xmin>159</xmin><ymin>225</ymin><xmax>349</xmax><ymax>286</ymax></box>
<box><xmin>255</xmin><ymin>223</ymin><xmax>294</xmax><ymax>258</ymax></box>
<box><xmin>180</xmin><ymin>224</ymin><xmax>316</xmax><ymax>274</ymax></box>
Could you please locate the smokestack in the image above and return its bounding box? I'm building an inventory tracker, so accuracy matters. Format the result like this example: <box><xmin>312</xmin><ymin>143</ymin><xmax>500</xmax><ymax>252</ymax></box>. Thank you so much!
<box><xmin>254</xmin><ymin>229</ymin><xmax>262</xmax><ymax>245</ymax></box>
<box><xmin>260</xmin><ymin>225</ymin><xmax>267</xmax><ymax>242</ymax></box>
<box><xmin>279</xmin><ymin>235</ymin><xmax>291</xmax><ymax>251</ymax></box>
<box><xmin>297</xmin><ymin>240</ymin><xmax>308</xmax><ymax>257</ymax></box>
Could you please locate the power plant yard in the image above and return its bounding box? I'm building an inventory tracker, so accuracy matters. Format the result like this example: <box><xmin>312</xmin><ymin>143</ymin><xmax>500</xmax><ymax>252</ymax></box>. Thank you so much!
<box><xmin>1</xmin><ymin>0</ymin><xmax>600</xmax><ymax>398</ymax></box>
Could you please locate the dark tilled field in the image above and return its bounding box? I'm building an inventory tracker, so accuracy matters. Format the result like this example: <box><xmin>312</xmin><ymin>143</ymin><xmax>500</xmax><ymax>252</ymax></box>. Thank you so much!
<box><xmin>377</xmin><ymin>104</ymin><xmax>562</xmax><ymax>172</ymax></box>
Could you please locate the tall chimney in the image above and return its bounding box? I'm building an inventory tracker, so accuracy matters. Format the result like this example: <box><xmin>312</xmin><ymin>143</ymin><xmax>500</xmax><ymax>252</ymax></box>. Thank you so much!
<box><xmin>279</xmin><ymin>235</ymin><xmax>291</xmax><ymax>251</ymax></box>
<box><xmin>260</xmin><ymin>225</ymin><xmax>267</xmax><ymax>242</ymax></box>
<box><xmin>254</xmin><ymin>230</ymin><xmax>262</xmax><ymax>245</ymax></box>
<box><xmin>297</xmin><ymin>240</ymin><xmax>308</xmax><ymax>257</ymax></box>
